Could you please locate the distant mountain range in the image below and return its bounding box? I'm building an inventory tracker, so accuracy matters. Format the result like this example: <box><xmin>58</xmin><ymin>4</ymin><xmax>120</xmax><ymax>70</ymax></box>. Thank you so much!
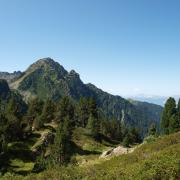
<box><xmin>0</xmin><ymin>58</ymin><xmax>163</xmax><ymax>135</ymax></box>
<box><xmin>128</xmin><ymin>95</ymin><xmax>180</xmax><ymax>106</ymax></box>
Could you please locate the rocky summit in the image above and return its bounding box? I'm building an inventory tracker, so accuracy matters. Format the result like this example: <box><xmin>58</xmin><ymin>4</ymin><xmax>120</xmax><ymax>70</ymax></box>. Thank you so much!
<box><xmin>0</xmin><ymin>58</ymin><xmax>163</xmax><ymax>136</ymax></box>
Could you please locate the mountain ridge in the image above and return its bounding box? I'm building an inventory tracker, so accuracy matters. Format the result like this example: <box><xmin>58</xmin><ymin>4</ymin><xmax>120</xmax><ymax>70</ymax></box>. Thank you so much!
<box><xmin>0</xmin><ymin>58</ymin><xmax>163</xmax><ymax>135</ymax></box>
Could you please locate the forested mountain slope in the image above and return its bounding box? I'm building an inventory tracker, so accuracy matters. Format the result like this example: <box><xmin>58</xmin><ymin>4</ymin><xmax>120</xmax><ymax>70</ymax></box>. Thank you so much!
<box><xmin>0</xmin><ymin>58</ymin><xmax>162</xmax><ymax>134</ymax></box>
<box><xmin>0</xmin><ymin>58</ymin><xmax>163</xmax><ymax>134</ymax></box>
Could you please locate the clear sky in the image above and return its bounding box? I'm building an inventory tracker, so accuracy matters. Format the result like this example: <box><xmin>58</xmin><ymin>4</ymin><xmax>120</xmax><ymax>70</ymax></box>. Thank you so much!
<box><xmin>0</xmin><ymin>0</ymin><xmax>180</xmax><ymax>97</ymax></box>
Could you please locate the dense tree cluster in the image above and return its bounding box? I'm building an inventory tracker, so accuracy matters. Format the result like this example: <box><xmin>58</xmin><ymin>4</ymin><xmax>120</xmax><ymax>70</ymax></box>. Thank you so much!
<box><xmin>0</xmin><ymin>93</ymin><xmax>142</xmax><ymax>170</ymax></box>
<box><xmin>0</xmin><ymin>95</ymin><xmax>25</xmax><ymax>164</ymax></box>
<box><xmin>161</xmin><ymin>97</ymin><xmax>180</xmax><ymax>134</ymax></box>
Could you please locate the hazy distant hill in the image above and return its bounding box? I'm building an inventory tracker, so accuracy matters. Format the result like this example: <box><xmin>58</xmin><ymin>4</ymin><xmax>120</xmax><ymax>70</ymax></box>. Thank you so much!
<box><xmin>1</xmin><ymin>58</ymin><xmax>163</xmax><ymax>135</ymax></box>
<box><xmin>129</xmin><ymin>95</ymin><xmax>180</xmax><ymax>106</ymax></box>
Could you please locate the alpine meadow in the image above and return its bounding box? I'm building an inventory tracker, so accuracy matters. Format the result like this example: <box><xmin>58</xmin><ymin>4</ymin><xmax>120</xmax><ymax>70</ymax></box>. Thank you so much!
<box><xmin>0</xmin><ymin>1</ymin><xmax>180</xmax><ymax>179</ymax></box>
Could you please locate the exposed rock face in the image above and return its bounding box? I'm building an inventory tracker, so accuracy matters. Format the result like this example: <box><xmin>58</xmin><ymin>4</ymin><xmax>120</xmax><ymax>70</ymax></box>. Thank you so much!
<box><xmin>100</xmin><ymin>145</ymin><xmax>135</xmax><ymax>158</ymax></box>
<box><xmin>32</xmin><ymin>131</ymin><xmax>55</xmax><ymax>155</ymax></box>
<box><xmin>0</xmin><ymin>71</ymin><xmax>22</xmax><ymax>83</ymax></box>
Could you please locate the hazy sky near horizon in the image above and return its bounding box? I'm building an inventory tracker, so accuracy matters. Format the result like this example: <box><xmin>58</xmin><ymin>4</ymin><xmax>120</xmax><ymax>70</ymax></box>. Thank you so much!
<box><xmin>0</xmin><ymin>0</ymin><xmax>180</xmax><ymax>97</ymax></box>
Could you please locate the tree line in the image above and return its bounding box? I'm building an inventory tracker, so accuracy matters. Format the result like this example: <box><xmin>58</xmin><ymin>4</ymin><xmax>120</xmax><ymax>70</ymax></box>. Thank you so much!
<box><xmin>0</xmin><ymin>95</ymin><xmax>142</xmax><ymax>170</ymax></box>
<box><xmin>161</xmin><ymin>97</ymin><xmax>180</xmax><ymax>135</ymax></box>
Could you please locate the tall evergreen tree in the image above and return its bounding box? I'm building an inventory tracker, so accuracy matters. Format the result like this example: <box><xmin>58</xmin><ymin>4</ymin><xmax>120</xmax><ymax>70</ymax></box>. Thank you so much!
<box><xmin>56</xmin><ymin>97</ymin><xmax>75</xmax><ymax>126</ymax></box>
<box><xmin>169</xmin><ymin>114</ymin><xmax>179</xmax><ymax>133</ymax></box>
<box><xmin>148</xmin><ymin>123</ymin><xmax>157</xmax><ymax>136</ymax></box>
<box><xmin>27</xmin><ymin>98</ymin><xmax>44</xmax><ymax>130</ymax></box>
<box><xmin>122</xmin><ymin>133</ymin><xmax>131</xmax><ymax>147</ymax></box>
<box><xmin>77</xmin><ymin>97</ymin><xmax>89</xmax><ymax>127</ymax></box>
<box><xmin>0</xmin><ymin>111</ymin><xmax>8</xmax><ymax>154</ymax></box>
<box><xmin>50</xmin><ymin>117</ymin><xmax>71</xmax><ymax>165</ymax></box>
<box><xmin>176</xmin><ymin>99</ymin><xmax>180</xmax><ymax>131</ymax></box>
<box><xmin>86</xmin><ymin>98</ymin><xmax>100</xmax><ymax>139</ymax></box>
<box><xmin>40</xmin><ymin>99</ymin><xmax>55</xmax><ymax>123</ymax></box>
<box><xmin>5</xmin><ymin>97</ymin><xmax>22</xmax><ymax>141</ymax></box>
<box><xmin>129</xmin><ymin>127</ymin><xmax>141</xmax><ymax>144</ymax></box>
<box><xmin>88</xmin><ymin>98</ymin><xmax>98</xmax><ymax>118</ymax></box>
<box><xmin>87</xmin><ymin>114</ymin><xmax>100</xmax><ymax>139</ymax></box>
<box><xmin>161</xmin><ymin>97</ymin><xmax>176</xmax><ymax>134</ymax></box>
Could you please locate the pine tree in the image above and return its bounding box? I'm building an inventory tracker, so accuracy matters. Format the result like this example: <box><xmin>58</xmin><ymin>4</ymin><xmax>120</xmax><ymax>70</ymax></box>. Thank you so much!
<box><xmin>0</xmin><ymin>113</ymin><xmax>8</xmax><ymax>154</ymax></box>
<box><xmin>51</xmin><ymin>117</ymin><xmax>71</xmax><ymax>165</ymax></box>
<box><xmin>169</xmin><ymin>114</ymin><xmax>179</xmax><ymax>133</ymax></box>
<box><xmin>56</xmin><ymin>97</ymin><xmax>75</xmax><ymax>126</ymax></box>
<box><xmin>40</xmin><ymin>99</ymin><xmax>55</xmax><ymax>123</ymax></box>
<box><xmin>5</xmin><ymin>97</ymin><xmax>22</xmax><ymax>141</ymax></box>
<box><xmin>129</xmin><ymin>128</ymin><xmax>141</xmax><ymax>144</ymax></box>
<box><xmin>122</xmin><ymin>133</ymin><xmax>130</xmax><ymax>147</ymax></box>
<box><xmin>88</xmin><ymin>98</ymin><xmax>98</xmax><ymax>118</ymax></box>
<box><xmin>77</xmin><ymin>97</ymin><xmax>89</xmax><ymax>127</ymax></box>
<box><xmin>27</xmin><ymin>98</ymin><xmax>44</xmax><ymax>130</ymax></box>
<box><xmin>161</xmin><ymin>97</ymin><xmax>176</xmax><ymax>134</ymax></box>
<box><xmin>87</xmin><ymin>114</ymin><xmax>100</xmax><ymax>139</ymax></box>
<box><xmin>176</xmin><ymin>99</ymin><xmax>180</xmax><ymax>131</ymax></box>
<box><xmin>148</xmin><ymin>123</ymin><xmax>157</xmax><ymax>136</ymax></box>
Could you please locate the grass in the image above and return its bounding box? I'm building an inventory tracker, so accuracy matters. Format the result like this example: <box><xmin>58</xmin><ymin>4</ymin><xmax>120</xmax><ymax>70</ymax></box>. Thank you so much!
<box><xmin>1</xmin><ymin>126</ymin><xmax>179</xmax><ymax>179</ymax></box>
<box><xmin>8</xmin><ymin>159</ymin><xmax>34</xmax><ymax>174</ymax></box>
<box><xmin>2</xmin><ymin>131</ymin><xmax>179</xmax><ymax>180</ymax></box>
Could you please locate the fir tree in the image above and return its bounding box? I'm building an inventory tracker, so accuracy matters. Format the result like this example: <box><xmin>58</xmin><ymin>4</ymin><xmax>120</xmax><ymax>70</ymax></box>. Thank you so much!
<box><xmin>176</xmin><ymin>99</ymin><xmax>180</xmax><ymax>131</ymax></box>
<box><xmin>161</xmin><ymin>97</ymin><xmax>176</xmax><ymax>134</ymax></box>
<box><xmin>40</xmin><ymin>99</ymin><xmax>55</xmax><ymax>123</ymax></box>
<box><xmin>27</xmin><ymin>98</ymin><xmax>44</xmax><ymax>130</ymax></box>
<box><xmin>169</xmin><ymin>114</ymin><xmax>179</xmax><ymax>133</ymax></box>
<box><xmin>129</xmin><ymin>127</ymin><xmax>141</xmax><ymax>144</ymax></box>
<box><xmin>77</xmin><ymin>97</ymin><xmax>89</xmax><ymax>127</ymax></box>
<box><xmin>87</xmin><ymin>114</ymin><xmax>100</xmax><ymax>139</ymax></box>
<box><xmin>148</xmin><ymin>123</ymin><xmax>157</xmax><ymax>136</ymax></box>
<box><xmin>88</xmin><ymin>98</ymin><xmax>98</xmax><ymax>118</ymax></box>
<box><xmin>51</xmin><ymin>117</ymin><xmax>71</xmax><ymax>165</ymax></box>
<box><xmin>122</xmin><ymin>133</ymin><xmax>130</xmax><ymax>147</ymax></box>
<box><xmin>56</xmin><ymin>97</ymin><xmax>75</xmax><ymax>126</ymax></box>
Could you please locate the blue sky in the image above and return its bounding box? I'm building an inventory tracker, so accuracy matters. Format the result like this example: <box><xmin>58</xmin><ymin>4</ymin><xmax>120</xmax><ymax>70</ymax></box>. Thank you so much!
<box><xmin>0</xmin><ymin>0</ymin><xmax>180</xmax><ymax>97</ymax></box>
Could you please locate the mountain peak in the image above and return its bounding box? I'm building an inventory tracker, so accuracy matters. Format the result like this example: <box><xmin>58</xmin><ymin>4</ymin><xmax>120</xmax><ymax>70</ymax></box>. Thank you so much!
<box><xmin>30</xmin><ymin>58</ymin><xmax>58</xmax><ymax>68</ymax></box>
<box><xmin>26</xmin><ymin>58</ymin><xmax>67</xmax><ymax>75</ymax></box>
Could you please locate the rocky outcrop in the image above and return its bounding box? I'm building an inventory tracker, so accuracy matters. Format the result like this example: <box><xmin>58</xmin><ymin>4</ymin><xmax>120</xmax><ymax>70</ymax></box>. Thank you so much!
<box><xmin>100</xmin><ymin>145</ymin><xmax>135</xmax><ymax>158</ymax></box>
<box><xmin>0</xmin><ymin>71</ymin><xmax>22</xmax><ymax>83</ymax></box>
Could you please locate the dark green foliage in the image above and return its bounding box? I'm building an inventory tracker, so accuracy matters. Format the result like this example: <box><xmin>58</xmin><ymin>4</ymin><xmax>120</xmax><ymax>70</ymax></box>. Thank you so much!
<box><xmin>86</xmin><ymin>98</ymin><xmax>100</xmax><ymax>139</ymax></box>
<box><xmin>177</xmin><ymin>99</ymin><xmax>180</xmax><ymax>130</ymax></box>
<box><xmin>169</xmin><ymin>114</ymin><xmax>179</xmax><ymax>133</ymax></box>
<box><xmin>50</xmin><ymin>117</ymin><xmax>71</xmax><ymax>165</ymax></box>
<box><xmin>77</xmin><ymin>97</ymin><xmax>89</xmax><ymax>127</ymax></box>
<box><xmin>27</xmin><ymin>97</ymin><xmax>44</xmax><ymax>118</ymax></box>
<box><xmin>87</xmin><ymin>114</ymin><xmax>100</xmax><ymax>139</ymax></box>
<box><xmin>40</xmin><ymin>99</ymin><xmax>55</xmax><ymax>123</ymax></box>
<box><xmin>122</xmin><ymin>134</ymin><xmax>131</xmax><ymax>147</ymax></box>
<box><xmin>129</xmin><ymin>127</ymin><xmax>141</xmax><ymax>144</ymax></box>
<box><xmin>0</xmin><ymin>113</ymin><xmax>8</xmax><ymax>154</ymax></box>
<box><xmin>104</xmin><ymin>119</ymin><xmax>122</xmax><ymax>141</ymax></box>
<box><xmin>148</xmin><ymin>123</ymin><xmax>157</xmax><ymax>136</ymax></box>
<box><xmin>27</xmin><ymin>98</ymin><xmax>44</xmax><ymax>130</ymax></box>
<box><xmin>161</xmin><ymin>97</ymin><xmax>180</xmax><ymax>134</ymax></box>
<box><xmin>0</xmin><ymin>79</ymin><xmax>10</xmax><ymax>99</ymax></box>
<box><xmin>5</xmin><ymin>97</ymin><xmax>23</xmax><ymax>141</ymax></box>
<box><xmin>56</xmin><ymin>97</ymin><xmax>75</xmax><ymax>127</ymax></box>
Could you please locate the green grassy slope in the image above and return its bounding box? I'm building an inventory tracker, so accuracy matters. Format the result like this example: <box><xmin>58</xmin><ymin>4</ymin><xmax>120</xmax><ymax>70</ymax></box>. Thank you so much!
<box><xmin>2</xmin><ymin>132</ymin><xmax>179</xmax><ymax>180</ymax></box>
<box><xmin>0</xmin><ymin>125</ymin><xmax>117</xmax><ymax>177</ymax></box>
